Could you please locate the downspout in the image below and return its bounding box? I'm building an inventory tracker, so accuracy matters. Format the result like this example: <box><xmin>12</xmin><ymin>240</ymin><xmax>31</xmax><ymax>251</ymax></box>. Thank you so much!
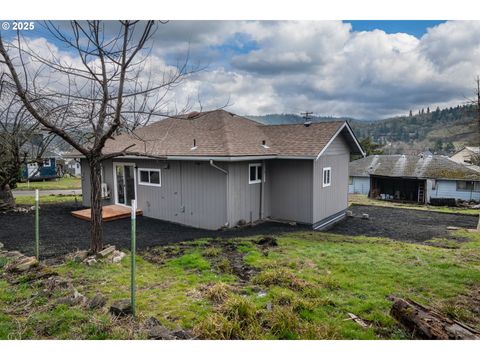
<box><xmin>209</xmin><ymin>160</ymin><xmax>229</xmax><ymax>228</ymax></box>
<box><xmin>260</xmin><ymin>160</ymin><xmax>265</xmax><ymax>219</ymax></box>
<box><xmin>209</xmin><ymin>160</ymin><xmax>228</xmax><ymax>175</ymax></box>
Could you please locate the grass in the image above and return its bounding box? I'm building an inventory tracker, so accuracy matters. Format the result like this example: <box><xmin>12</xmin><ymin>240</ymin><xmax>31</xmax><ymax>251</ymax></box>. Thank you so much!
<box><xmin>349</xmin><ymin>194</ymin><xmax>480</xmax><ymax>215</ymax></box>
<box><xmin>14</xmin><ymin>194</ymin><xmax>82</xmax><ymax>205</ymax></box>
<box><xmin>1</xmin><ymin>229</ymin><xmax>480</xmax><ymax>339</ymax></box>
<box><xmin>16</xmin><ymin>177</ymin><xmax>81</xmax><ymax>191</ymax></box>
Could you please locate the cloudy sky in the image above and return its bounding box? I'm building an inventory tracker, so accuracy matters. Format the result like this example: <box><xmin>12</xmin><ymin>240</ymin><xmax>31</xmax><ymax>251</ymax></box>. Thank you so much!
<box><xmin>5</xmin><ymin>20</ymin><xmax>480</xmax><ymax>120</ymax></box>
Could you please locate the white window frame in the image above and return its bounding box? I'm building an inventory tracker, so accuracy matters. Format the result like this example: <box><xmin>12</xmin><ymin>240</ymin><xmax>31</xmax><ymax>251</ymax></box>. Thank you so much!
<box><xmin>322</xmin><ymin>167</ymin><xmax>331</xmax><ymax>188</ymax></box>
<box><xmin>248</xmin><ymin>163</ymin><xmax>263</xmax><ymax>184</ymax></box>
<box><xmin>43</xmin><ymin>158</ymin><xmax>51</xmax><ymax>167</ymax></box>
<box><xmin>138</xmin><ymin>168</ymin><xmax>162</xmax><ymax>187</ymax></box>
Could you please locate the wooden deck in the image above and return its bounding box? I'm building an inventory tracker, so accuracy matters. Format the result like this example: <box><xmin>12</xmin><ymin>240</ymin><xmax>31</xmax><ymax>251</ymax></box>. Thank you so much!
<box><xmin>71</xmin><ymin>205</ymin><xmax>143</xmax><ymax>222</ymax></box>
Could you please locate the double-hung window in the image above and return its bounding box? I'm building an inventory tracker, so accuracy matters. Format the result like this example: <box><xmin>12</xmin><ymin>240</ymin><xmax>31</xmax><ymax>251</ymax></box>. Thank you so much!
<box><xmin>322</xmin><ymin>167</ymin><xmax>331</xmax><ymax>187</ymax></box>
<box><xmin>249</xmin><ymin>163</ymin><xmax>263</xmax><ymax>184</ymax></box>
<box><xmin>138</xmin><ymin>168</ymin><xmax>161</xmax><ymax>187</ymax></box>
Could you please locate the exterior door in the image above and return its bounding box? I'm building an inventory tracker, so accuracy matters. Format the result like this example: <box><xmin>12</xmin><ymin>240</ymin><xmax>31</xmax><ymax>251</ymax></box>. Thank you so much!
<box><xmin>114</xmin><ymin>163</ymin><xmax>136</xmax><ymax>206</ymax></box>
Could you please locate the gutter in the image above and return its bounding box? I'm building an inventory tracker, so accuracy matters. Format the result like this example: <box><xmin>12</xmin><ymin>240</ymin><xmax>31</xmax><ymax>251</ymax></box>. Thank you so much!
<box><xmin>70</xmin><ymin>154</ymin><xmax>316</xmax><ymax>161</ymax></box>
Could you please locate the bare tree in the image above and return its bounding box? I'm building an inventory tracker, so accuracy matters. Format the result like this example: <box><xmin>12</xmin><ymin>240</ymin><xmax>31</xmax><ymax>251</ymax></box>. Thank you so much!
<box><xmin>0</xmin><ymin>79</ymin><xmax>56</xmax><ymax>210</ymax></box>
<box><xmin>0</xmin><ymin>21</ymin><xmax>199</xmax><ymax>252</ymax></box>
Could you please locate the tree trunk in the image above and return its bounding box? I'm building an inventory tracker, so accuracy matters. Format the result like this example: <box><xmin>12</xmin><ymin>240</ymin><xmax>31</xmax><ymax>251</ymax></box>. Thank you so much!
<box><xmin>89</xmin><ymin>160</ymin><xmax>104</xmax><ymax>253</ymax></box>
<box><xmin>389</xmin><ymin>296</ymin><xmax>480</xmax><ymax>339</ymax></box>
<box><xmin>477</xmin><ymin>214</ymin><xmax>480</xmax><ymax>231</ymax></box>
<box><xmin>0</xmin><ymin>184</ymin><xmax>15</xmax><ymax>211</ymax></box>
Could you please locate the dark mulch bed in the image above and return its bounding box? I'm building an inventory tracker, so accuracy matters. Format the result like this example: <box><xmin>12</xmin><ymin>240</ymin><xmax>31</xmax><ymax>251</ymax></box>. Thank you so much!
<box><xmin>0</xmin><ymin>202</ymin><xmax>307</xmax><ymax>258</ymax></box>
<box><xmin>328</xmin><ymin>204</ymin><xmax>478</xmax><ymax>243</ymax></box>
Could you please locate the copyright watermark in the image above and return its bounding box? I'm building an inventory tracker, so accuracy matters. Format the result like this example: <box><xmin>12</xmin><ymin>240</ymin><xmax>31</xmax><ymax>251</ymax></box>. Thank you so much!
<box><xmin>1</xmin><ymin>21</ymin><xmax>35</xmax><ymax>31</ymax></box>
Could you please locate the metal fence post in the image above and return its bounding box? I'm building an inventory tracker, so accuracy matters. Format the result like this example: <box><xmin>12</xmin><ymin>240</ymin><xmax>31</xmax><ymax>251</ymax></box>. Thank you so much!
<box><xmin>35</xmin><ymin>189</ymin><xmax>39</xmax><ymax>260</ymax></box>
<box><xmin>131</xmin><ymin>199</ymin><xmax>137</xmax><ymax>316</ymax></box>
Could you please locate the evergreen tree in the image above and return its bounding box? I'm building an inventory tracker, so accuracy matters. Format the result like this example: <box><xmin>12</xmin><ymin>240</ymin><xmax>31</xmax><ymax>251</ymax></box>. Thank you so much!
<box><xmin>444</xmin><ymin>142</ymin><xmax>455</xmax><ymax>153</ymax></box>
<box><xmin>434</xmin><ymin>139</ymin><xmax>443</xmax><ymax>152</ymax></box>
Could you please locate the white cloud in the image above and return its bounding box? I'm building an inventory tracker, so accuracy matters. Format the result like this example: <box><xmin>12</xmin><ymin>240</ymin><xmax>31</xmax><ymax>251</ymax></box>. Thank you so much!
<box><xmin>6</xmin><ymin>20</ymin><xmax>480</xmax><ymax>120</ymax></box>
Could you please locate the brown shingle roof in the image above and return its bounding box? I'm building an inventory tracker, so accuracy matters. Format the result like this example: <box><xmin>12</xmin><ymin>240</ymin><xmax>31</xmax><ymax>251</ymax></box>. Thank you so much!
<box><xmin>102</xmin><ymin>109</ymin><xmax>352</xmax><ymax>158</ymax></box>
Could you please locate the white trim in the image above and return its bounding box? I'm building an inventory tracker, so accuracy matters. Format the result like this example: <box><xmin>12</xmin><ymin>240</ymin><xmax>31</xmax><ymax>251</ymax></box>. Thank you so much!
<box><xmin>313</xmin><ymin>212</ymin><xmax>346</xmax><ymax>230</ymax></box>
<box><xmin>137</xmin><ymin>168</ymin><xmax>162</xmax><ymax>187</ymax></box>
<box><xmin>112</xmin><ymin>162</ymin><xmax>137</xmax><ymax>207</ymax></box>
<box><xmin>315</xmin><ymin>122</ymin><xmax>365</xmax><ymax>161</ymax></box>
<box><xmin>43</xmin><ymin>158</ymin><xmax>51</xmax><ymax>167</ymax></box>
<box><xmin>322</xmin><ymin>167</ymin><xmax>331</xmax><ymax>187</ymax></box>
<box><xmin>248</xmin><ymin>163</ymin><xmax>262</xmax><ymax>184</ymax></box>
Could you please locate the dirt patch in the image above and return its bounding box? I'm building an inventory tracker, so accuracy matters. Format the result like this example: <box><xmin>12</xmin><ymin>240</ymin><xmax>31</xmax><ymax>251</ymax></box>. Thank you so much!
<box><xmin>214</xmin><ymin>242</ymin><xmax>257</xmax><ymax>283</ymax></box>
<box><xmin>0</xmin><ymin>202</ymin><xmax>306</xmax><ymax>258</ymax></box>
<box><xmin>327</xmin><ymin>205</ymin><xmax>478</xmax><ymax>243</ymax></box>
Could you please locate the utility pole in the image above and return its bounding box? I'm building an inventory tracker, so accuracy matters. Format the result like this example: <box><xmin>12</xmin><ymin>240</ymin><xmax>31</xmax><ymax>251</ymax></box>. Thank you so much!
<box><xmin>476</xmin><ymin>76</ymin><xmax>480</xmax><ymax>150</ymax></box>
<box><xmin>474</xmin><ymin>76</ymin><xmax>480</xmax><ymax>231</ymax></box>
<box><xmin>301</xmin><ymin>111</ymin><xmax>313</xmax><ymax>122</ymax></box>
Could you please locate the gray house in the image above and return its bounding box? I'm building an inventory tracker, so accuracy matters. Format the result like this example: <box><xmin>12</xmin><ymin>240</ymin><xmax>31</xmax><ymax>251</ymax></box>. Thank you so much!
<box><xmin>349</xmin><ymin>154</ymin><xmax>480</xmax><ymax>203</ymax></box>
<box><xmin>80</xmin><ymin>110</ymin><xmax>364</xmax><ymax>230</ymax></box>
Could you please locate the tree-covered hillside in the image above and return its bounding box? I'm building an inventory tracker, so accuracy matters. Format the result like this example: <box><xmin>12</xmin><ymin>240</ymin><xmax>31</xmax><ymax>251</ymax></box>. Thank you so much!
<box><xmin>247</xmin><ymin>104</ymin><xmax>478</xmax><ymax>154</ymax></box>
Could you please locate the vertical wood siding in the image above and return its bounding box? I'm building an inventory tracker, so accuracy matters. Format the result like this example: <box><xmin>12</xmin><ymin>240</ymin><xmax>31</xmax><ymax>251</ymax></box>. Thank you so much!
<box><xmin>226</xmin><ymin>161</ymin><xmax>270</xmax><ymax>226</ymax></box>
<box><xmin>81</xmin><ymin>158</ymin><xmax>227</xmax><ymax>229</ymax></box>
<box><xmin>313</xmin><ymin>136</ymin><xmax>350</xmax><ymax>224</ymax></box>
<box><xmin>268</xmin><ymin>159</ymin><xmax>313</xmax><ymax>224</ymax></box>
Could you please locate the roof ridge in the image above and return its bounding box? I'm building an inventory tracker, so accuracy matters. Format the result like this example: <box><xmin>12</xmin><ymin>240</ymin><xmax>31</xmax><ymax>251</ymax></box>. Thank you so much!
<box><xmin>262</xmin><ymin>120</ymin><xmax>346</xmax><ymax>127</ymax></box>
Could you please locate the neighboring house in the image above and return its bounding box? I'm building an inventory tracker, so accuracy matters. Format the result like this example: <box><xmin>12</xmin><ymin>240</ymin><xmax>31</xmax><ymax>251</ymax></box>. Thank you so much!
<box><xmin>65</xmin><ymin>158</ymin><xmax>82</xmax><ymax>177</ymax></box>
<box><xmin>450</xmin><ymin>146</ymin><xmax>480</xmax><ymax>173</ymax></box>
<box><xmin>450</xmin><ymin>146</ymin><xmax>480</xmax><ymax>164</ymax></box>
<box><xmin>78</xmin><ymin>110</ymin><xmax>364</xmax><ymax>230</ymax></box>
<box><xmin>21</xmin><ymin>150</ymin><xmax>61</xmax><ymax>181</ymax></box>
<box><xmin>349</xmin><ymin>154</ymin><xmax>480</xmax><ymax>203</ymax></box>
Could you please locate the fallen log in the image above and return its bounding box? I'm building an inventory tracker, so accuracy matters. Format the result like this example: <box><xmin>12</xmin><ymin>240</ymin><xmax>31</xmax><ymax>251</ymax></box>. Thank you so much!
<box><xmin>388</xmin><ymin>296</ymin><xmax>480</xmax><ymax>340</ymax></box>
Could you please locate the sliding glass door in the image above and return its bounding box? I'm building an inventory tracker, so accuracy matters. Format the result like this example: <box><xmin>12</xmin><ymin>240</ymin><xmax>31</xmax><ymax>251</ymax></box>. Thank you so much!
<box><xmin>114</xmin><ymin>163</ymin><xmax>136</xmax><ymax>206</ymax></box>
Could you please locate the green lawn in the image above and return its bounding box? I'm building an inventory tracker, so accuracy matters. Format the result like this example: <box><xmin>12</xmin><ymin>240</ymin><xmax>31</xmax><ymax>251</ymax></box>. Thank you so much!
<box><xmin>349</xmin><ymin>194</ymin><xmax>480</xmax><ymax>216</ymax></box>
<box><xmin>14</xmin><ymin>194</ymin><xmax>82</xmax><ymax>205</ymax></box>
<box><xmin>16</xmin><ymin>177</ymin><xmax>81</xmax><ymax>191</ymax></box>
<box><xmin>1</xmin><ymin>229</ymin><xmax>480</xmax><ymax>339</ymax></box>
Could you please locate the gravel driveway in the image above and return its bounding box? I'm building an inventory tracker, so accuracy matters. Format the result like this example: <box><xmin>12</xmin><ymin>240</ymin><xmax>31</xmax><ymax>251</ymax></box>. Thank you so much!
<box><xmin>328</xmin><ymin>204</ymin><xmax>477</xmax><ymax>242</ymax></box>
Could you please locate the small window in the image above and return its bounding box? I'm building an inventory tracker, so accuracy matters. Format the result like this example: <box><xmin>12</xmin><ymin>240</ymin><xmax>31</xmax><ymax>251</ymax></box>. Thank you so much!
<box><xmin>249</xmin><ymin>163</ymin><xmax>263</xmax><ymax>184</ymax></box>
<box><xmin>348</xmin><ymin>176</ymin><xmax>353</xmax><ymax>185</ymax></box>
<box><xmin>431</xmin><ymin>179</ymin><xmax>436</xmax><ymax>190</ymax></box>
<box><xmin>43</xmin><ymin>158</ymin><xmax>51</xmax><ymax>167</ymax></box>
<box><xmin>322</xmin><ymin>167</ymin><xmax>331</xmax><ymax>187</ymax></box>
<box><xmin>138</xmin><ymin>168</ymin><xmax>161</xmax><ymax>187</ymax></box>
<box><xmin>76</xmin><ymin>163</ymin><xmax>80</xmax><ymax>169</ymax></box>
<box><xmin>456</xmin><ymin>180</ymin><xmax>479</xmax><ymax>192</ymax></box>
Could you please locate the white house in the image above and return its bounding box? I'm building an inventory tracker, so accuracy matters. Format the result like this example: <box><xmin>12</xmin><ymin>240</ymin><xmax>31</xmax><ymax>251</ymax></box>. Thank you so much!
<box><xmin>349</xmin><ymin>154</ymin><xmax>480</xmax><ymax>203</ymax></box>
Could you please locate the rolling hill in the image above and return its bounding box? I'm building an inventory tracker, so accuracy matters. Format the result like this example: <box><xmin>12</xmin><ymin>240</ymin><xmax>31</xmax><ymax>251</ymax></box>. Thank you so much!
<box><xmin>247</xmin><ymin>104</ymin><xmax>479</xmax><ymax>155</ymax></box>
